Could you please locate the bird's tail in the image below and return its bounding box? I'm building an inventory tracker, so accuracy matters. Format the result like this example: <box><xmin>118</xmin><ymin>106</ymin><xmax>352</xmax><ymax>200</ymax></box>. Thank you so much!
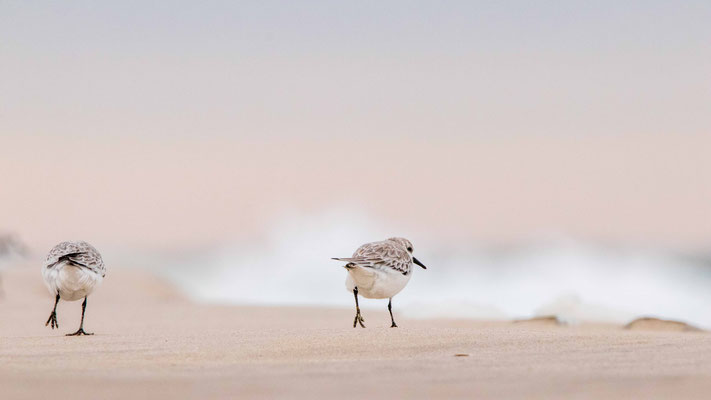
<box><xmin>331</xmin><ymin>257</ymin><xmax>358</xmax><ymax>269</ymax></box>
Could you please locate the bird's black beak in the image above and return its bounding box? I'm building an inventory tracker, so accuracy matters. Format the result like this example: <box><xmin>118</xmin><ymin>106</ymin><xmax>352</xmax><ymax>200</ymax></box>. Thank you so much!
<box><xmin>412</xmin><ymin>257</ymin><xmax>427</xmax><ymax>269</ymax></box>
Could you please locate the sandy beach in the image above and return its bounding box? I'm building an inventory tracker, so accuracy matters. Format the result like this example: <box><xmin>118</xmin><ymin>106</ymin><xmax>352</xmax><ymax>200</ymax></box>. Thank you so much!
<box><xmin>4</xmin><ymin>2</ymin><xmax>709</xmax><ymax>398</ymax></box>
<box><xmin>1</xmin><ymin>264</ymin><xmax>710</xmax><ymax>400</ymax></box>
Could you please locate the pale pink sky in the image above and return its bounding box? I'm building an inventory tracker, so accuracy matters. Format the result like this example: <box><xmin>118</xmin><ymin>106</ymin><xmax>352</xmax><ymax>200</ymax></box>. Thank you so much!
<box><xmin>2</xmin><ymin>2</ymin><xmax>710</xmax><ymax>251</ymax></box>
<box><xmin>2</xmin><ymin>134</ymin><xmax>710</xmax><ymax>251</ymax></box>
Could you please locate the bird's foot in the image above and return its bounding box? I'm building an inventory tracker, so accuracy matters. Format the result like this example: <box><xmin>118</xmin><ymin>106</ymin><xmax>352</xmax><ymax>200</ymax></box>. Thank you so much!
<box><xmin>353</xmin><ymin>310</ymin><xmax>366</xmax><ymax>328</ymax></box>
<box><xmin>45</xmin><ymin>311</ymin><xmax>58</xmax><ymax>329</ymax></box>
<box><xmin>390</xmin><ymin>322</ymin><xmax>398</xmax><ymax>328</ymax></box>
<box><xmin>66</xmin><ymin>328</ymin><xmax>93</xmax><ymax>336</ymax></box>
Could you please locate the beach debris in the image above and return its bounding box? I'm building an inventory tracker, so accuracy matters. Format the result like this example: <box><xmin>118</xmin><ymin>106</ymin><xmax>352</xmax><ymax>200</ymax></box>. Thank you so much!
<box><xmin>454</xmin><ymin>353</ymin><xmax>470</xmax><ymax>357</ymax></box>
<box><xmin>624</xmin><ymin>317</ymin><xmax>704</xmax><ymax>332</ymax></box>
<box><xmin>513</xmin><ymin>315</ymin><xmax>566</xmax><ymax>326</ymax></box>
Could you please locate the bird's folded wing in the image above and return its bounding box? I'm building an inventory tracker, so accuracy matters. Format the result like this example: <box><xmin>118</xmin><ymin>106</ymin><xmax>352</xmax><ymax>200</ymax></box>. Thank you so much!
<box><xmin>332</xmin><ymin>256</ymin><xmax>406</xmax><ymax>273</ymax></box>
<box><xmin>59</xmin><ymin>252</ymin><xmax>89</xmax><ymax>266</ymax></box>
<box><xmin>51</xmin><ymin>252</ymin><xmax>101</xmax><ymax>275</ymax></box>
<box><xmin>331</xmin><ymin>257</ymin><xmax>377</xmax><ymax>267</ymax></box>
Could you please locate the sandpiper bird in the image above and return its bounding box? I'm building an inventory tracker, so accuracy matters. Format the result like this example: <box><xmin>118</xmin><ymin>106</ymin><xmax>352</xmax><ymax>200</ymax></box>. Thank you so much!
<box><xmin>42</xmin><ymin>241</ymin><xmax>105</xmax><ymax>336</ymax></box>
<box><xmin>332</xmin><ymin>237</ymin><xmax>427</xmax><ymax>328</ymax></box>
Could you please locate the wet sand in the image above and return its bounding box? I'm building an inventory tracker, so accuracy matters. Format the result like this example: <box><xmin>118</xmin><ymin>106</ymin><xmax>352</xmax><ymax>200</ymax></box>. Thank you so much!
<box><xmin>1</xmin><ymin>265</ymin><xmax>710</xmax><ymax>399</ymax></box>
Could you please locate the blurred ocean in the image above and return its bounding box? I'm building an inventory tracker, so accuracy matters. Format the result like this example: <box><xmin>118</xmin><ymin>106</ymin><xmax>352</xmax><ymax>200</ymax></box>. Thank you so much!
<box><xmin>101</xmin><ymin>209</ymin><xmax>711</xmax><ymax>329</ymax></box>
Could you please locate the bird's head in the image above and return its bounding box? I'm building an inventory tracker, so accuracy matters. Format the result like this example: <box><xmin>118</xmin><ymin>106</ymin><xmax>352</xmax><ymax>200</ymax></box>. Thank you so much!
<box><xmin>387</xmin><ymin>237</ymin><xmax>427</xmax><ymax>269</ymax></box>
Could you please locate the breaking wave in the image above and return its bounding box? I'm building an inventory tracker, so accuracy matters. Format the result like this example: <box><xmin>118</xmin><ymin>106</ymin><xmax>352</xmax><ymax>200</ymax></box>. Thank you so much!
<box><xmin>119</xmin><ymin>208</ymin><xmax>711</xmax><ymax>328</ymax></box>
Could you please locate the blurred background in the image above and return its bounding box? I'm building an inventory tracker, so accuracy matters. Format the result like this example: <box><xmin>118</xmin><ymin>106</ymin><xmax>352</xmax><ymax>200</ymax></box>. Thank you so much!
<box><xmin>2</xmin><ymin>1</ymin><xmax>710</xmax><ymax>326</ymax></box>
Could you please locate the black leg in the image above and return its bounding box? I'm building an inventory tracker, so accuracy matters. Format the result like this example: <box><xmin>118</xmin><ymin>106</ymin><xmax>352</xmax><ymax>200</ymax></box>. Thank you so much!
<box><xmin>45</xmin><ymin>294</ymin><xmax>60</xmax><ymax>329</ymax></box>
<box><xmin>66</xmin><ymin>296</ymin><xmax>93</xmax><ymax>336</ymax></box>
<box><xmin>353</xmin><ymin>287</ymin><xmax>365</xmax><ymax>328</ymax></box>
<box><xmin>388</xmin><ymin>298</ymin><xmax>397</xmax><ymax>328</ymax></box>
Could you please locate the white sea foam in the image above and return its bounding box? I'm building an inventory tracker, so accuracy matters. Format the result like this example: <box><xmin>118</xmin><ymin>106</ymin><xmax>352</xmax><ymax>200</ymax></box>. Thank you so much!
<box><xmin>121</xmin><ymin>209</ymin><xmax>711</xmax><ymax>328</ymax></box>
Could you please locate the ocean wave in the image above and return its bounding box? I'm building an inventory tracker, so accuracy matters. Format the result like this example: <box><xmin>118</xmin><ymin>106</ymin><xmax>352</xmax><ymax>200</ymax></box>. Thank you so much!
<box><xmin>122</xmin><ymin>209</ymin><xmax>711</xmax><ymax>328</ymax></box>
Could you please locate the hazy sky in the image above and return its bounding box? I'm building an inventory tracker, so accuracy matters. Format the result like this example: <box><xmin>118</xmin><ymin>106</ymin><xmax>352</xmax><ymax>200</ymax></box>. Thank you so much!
<box><xmin>1</xmin><ymin>2</ymin><xmax>710</xmax><ymax>250</ymax></box>
<box><xmin>2</xmin><ymin>1</ymin><xmax>709</xmax><ymax>139</ymax></box>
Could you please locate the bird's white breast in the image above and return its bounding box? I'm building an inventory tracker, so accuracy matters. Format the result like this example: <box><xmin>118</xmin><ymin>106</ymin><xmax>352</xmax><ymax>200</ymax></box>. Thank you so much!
<box><xmin>42</xmin><ymin>262</ymin><xmax>102</xmax><ymax>301</ymax></box>
<box><xmin>345</xmin><ymin>266</ymin><xmax>412</xmax><ymax>299</ymax></box>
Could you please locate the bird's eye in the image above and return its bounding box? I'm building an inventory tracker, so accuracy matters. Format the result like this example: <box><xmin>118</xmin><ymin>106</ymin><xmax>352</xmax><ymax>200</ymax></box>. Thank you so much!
<box><xmin>407</xmin><ymin>247</ymin><xmax>413</xmax><ymax>252</ymax></box>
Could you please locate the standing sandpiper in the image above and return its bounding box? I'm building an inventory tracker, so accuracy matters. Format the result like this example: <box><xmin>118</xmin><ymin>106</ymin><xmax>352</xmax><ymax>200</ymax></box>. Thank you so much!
<box><xmin>42</xmin><ymin>241</ymin><xmax>106</xmax><ymax>336</ymax></box>
<box><xmin>332</xmin><ymin>237</ymin><xmax>427</xmax><ymax>328</ymax></box>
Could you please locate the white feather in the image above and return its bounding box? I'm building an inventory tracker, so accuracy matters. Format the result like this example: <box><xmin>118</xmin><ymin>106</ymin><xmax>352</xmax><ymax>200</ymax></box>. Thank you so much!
<box><xmin>345</xmin><ymin>265</ymin><xmax>413</xmax><ymax>299</ymax></box>
<box><xmin>42</xmin><ymin>261</ymin><xmax>102</xmax><ymax>301</ymax></box>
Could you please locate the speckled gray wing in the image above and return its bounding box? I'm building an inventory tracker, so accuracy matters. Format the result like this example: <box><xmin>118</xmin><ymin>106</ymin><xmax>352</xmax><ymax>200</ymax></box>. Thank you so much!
<box><xmin>332</xmin><ymin>240</ymin><xmax>412</xmax><ymax>275</ymax></box>
<box><xmin>44</xmin><ymin>241</ymin><xmax>106</xmax><ymax>277</ymax></box>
